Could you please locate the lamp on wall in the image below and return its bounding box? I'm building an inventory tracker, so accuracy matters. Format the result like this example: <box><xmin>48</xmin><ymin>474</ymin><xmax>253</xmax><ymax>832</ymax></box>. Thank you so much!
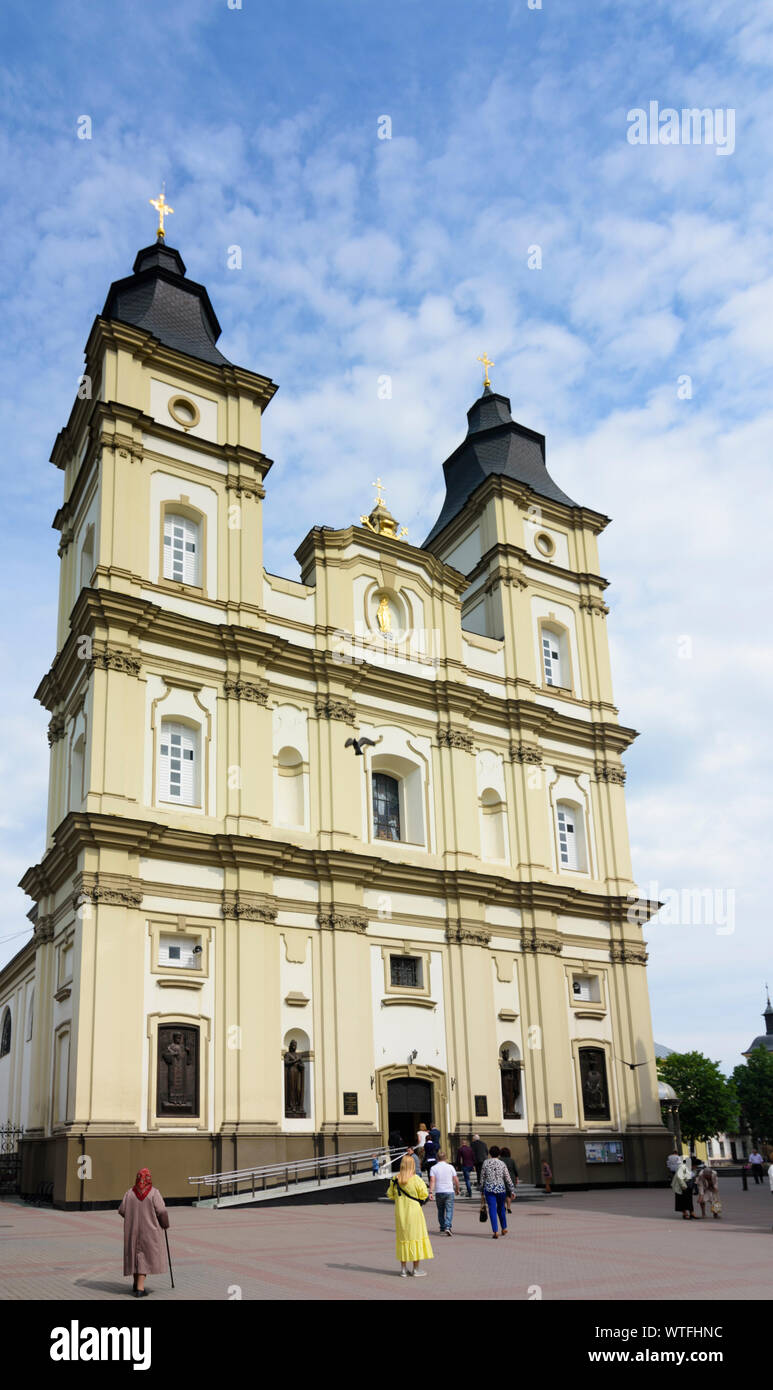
<box><xmin>450</xmin><ymin>1077</ymin><xmax>456</xmax><ymax>1090</ymax></box>
<box><xmin>408</xmin><ymin>1049</ymin><xmax>418</xmax><ymax>1063</ymax></box>
<box><xmin>370</xmin><ymin>1075</ymin><xmax>374</xmax><ymax>1089</ymax></box>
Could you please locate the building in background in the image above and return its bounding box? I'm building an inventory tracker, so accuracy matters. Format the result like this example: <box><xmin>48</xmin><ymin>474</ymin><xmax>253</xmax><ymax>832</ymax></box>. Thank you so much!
<box><xmin>0</xmin><ymin>225</ymin><xmax>670</xmax><ymax>1205</ymax></box>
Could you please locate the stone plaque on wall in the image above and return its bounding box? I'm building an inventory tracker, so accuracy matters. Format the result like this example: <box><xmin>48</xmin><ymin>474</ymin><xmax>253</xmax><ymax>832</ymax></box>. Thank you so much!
<box><xmin>343</xmin><ymin>1091</ymin><xmax>358</xmax><ymax>1115</ymax></box>
<box><xmin>157</xmin><ymin>1025</ymin><xmax>199</xmax><ymax>1117</ymax></box>
<box><xmin>475</xmin><ymin>1094</ymin><xmax>488</xmax><ymax>1117</ymax></box>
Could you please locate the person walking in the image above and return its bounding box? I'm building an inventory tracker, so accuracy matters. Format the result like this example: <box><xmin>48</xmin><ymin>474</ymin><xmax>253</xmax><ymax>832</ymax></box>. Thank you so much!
<box><xmin>456</xmin><ymin>1138</ymin><xmax>476</xmax><ymax>1197</ymax></box>
<box><xmin>695</xmin><ymin>1164</ymin><xmax>721</xmax><ymax>1219</ymax></box>
<box><xmin>387</xmin><ymin>1153</ymin><xmax>434</xmax><ymax>1278</ymax></box>
<box><xmin>118</xmin><ymin>1168</ymin><xmax>170</xmax><ymax>1297</ymax></box>
<box><xmin>671</xmin><ymin>1155</ymin><xmax>696</xmax><ymax>1220</ymax></box>
<box><xmin>541</xmin><ymin>1158</ymin><xmax>553</xmax><ymax>1194</ymax></box>
<box><xmin>429</xmin><ymin>1151</ymin><xmax>460</xmax><ymax>1236</ymax></box>
<box><xmin>428</xmin><ymin>1122</ymin><xmax>441</xmax><ymax>1152</ymax></box>
<box><xmin>666</xmin><ymin>1149</ymin><xmax>682</xmax><ymax>1184</ymax></box>
<box><xmin>416</xmin><ymin>1121</ymin><xmax>430</xmax><ymax>1150</ymax></box>
<box><xmin>768</xmin><ymin>1158</ymin><xmax>773</xmax><ymax>1228</ymax></box>
<box><xmin>409</xmin><ymin>1146</ymin><xmax>423</xmax><ymax>1177</ymax></box>
<box><xmin>423</xmin><ymin>1133</ymin><xmax>438</xmax><ymax>1184</ymax></box>
<box><xmin>480</xmin><ymin>1145</ymin><xmax>516</xmax><ymax>1239</ymax></box>
<box><xmin>500</xmin><ymin>1147</ymin><xmax>519</xmax><ymax>1213</ymax></box>
<box><xmin>471</xmin><ymin>1134</ymin><xmax>488</xmax><ymax>1188</ymax></box>
<box><xmin>750</xmin><ymin>1148</ymin><xmax>765</xmax><ymax>1184</ymax></box>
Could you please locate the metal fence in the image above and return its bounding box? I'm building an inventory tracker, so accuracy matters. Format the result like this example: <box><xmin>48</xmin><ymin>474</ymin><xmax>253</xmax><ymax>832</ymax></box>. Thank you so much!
<box><xmin>0</xmin><ymin>1123</ymin><xmax>23</xmax><ymax>1193</ymax></box>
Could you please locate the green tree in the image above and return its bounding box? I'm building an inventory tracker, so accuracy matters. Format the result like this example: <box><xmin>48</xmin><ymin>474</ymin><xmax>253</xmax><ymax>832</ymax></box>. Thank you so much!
<box><xmin>732</xmin><ymin>1047</ymin><xmax>773</xmax><ymax>1144</ymax></box>
<box><xmin>657</xmin><ymin>1051</ymin><xmax>738</xmax><ymax>1146</ymax></box>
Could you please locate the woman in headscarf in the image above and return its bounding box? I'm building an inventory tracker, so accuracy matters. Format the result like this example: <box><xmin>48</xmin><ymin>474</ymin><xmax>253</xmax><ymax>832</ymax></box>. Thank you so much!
<box><xmin>696</xmin><ymin>1163</ymin><xmax>721</xmax><ymax>1218</ymax></box>
<box><xmin>671</xmin><ymin>1155</ymin><xmax>696</xmax><ymax>1220</ymax></box>
<box><xmin>118</xmin><ymin>1168</ymin><xmax>170</xmax><ymax>1296</ymax></box>
<box><xmin>387</xmin><ymin>1152</ymin><xmax>434</xmax><ymax>1277</ymax></box>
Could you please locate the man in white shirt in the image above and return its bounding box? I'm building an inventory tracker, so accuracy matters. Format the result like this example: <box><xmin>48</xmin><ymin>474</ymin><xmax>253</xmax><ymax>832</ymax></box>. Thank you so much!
<box><xmin>750</xmin><ymin>1150</ymin><xmax>764</xmax><ymax>1184</ymax></box>
<box><xmin>429</xmin><ymin>1151</ymin><xmax>460</xmax><ymax>1235</ymax></box>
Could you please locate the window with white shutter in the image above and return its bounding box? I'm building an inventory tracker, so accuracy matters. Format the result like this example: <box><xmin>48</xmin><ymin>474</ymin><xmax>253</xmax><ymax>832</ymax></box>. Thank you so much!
<box><xmin>163</xmin><ymin>513</ymin><xmax>199</xmax><ymax>586</ymax></box>
<box><xmin>159</xmin><ymin>721</ymin><xmax>199</xmax><ymax>806</ymax></box>
<box><xmin>542</xmin><ymin>632</ymin><xmax>562</xmax><ymax>687</ymax></box>
<box><xmin>557</xmin><ymin>803</ymin><xmax>578</xmax><ymax>869</ymax></box>
<box><xmin>159</xmin><ymin>934</ymin><xmax>201</xmax><ymax>969</ymax></box>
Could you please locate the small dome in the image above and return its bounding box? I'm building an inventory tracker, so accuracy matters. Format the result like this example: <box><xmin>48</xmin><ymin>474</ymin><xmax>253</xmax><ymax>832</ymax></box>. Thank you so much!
<box><xmin>658</xmin><ymin>1079</ymin><xmax>678</xmax><ymax>1102</ymax></box>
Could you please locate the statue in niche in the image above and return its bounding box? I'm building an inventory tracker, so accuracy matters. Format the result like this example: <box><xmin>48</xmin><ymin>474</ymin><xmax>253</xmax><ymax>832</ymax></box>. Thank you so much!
<box><xmin>157</xmin><ymin>1026</ymin><xmax>198</xmax><ymax>1116</ymax></box>
<box><xmin>499</xmin><ymin>1048</ymin><xmax>521</xmax><ymax>1118</ymax></box>
<box><xmin>580</xmin><ymin>1049</ymin><xmax>609</xmax><ymax>1120</ymax></box>
<box><xmin>284</xmin><ymin>1039</ymin><xmax>306</xmax><ymax>1117</ymax></box>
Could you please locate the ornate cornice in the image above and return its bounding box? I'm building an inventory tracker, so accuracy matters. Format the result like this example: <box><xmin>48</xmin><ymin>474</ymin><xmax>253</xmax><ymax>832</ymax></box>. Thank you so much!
<box><xmin>225</xmin><ymin>476</ymin><xmax>266</xmax><ymax>502</ymax></box>
<box><xmin>90</xmin><ymin>644</ymin><xmax>142</xmax><ymax>677</ymax></box>
<box><xmin>222</xmin><ymin>891</ymin><xmax>277</xmax><ymax>922</ymax></box>
<box><xmin>223</xmin><ymin>678</ymin><xmax>269</xmax><ymax>704</ymax></box>
<box><xmin>47</xmin><ymin>715</ymin><xmax>66</xmax><ymax>746</ymax></box>
<box><xmin>579</xmin><ymin>596</ymin><xmax>610</xmax><ymax>618</ymax></box>
<box><xmin>318</xmin><ymin>908</ymin><xmax>369</xmax><ymax>934</ymax></box>
<box><xmin>595</xmin><ymin>764</ymin><xmax>626</xmax><ymax>785</ymax></box>
<box><xmin>57</xmin><ymin>526</ymin><xmax>74</xmax><ymax>557</ymax></box>
<box><xmin>75</xmin><ymin>871</ymin><xmax>143</xmax><ymax>910</ymax></box>
<box><xmin>610</xmin><ymin>941</ymin><xmax>648</xmax><ymax>966</ymax></box>
<box><xmin>437</xmin><ymin>728</ymin><xmax>474</xmax><ymax>752</ymax></box>
<box><xmin>314</xmin><ymin>697</ymin><xmax>356</xmax><ymax>724</ymax></box>
<box><xmin>521</xmin><ymin>930</ymin><xmax>562</xmax><ymax>956</ymax></box>
<box><xmin>33</xmin><ymin>915</ymin><xmax>54</xmax><ymax>946</ymax></box>
<box><xmin>446</xmin><ymin>922</ymin><xmax>491</xmax><ymax>947</ymax></box>
<box><xmin>510</xmin><ymin>742</ymin><xmax>542</xmax><ymax>765</ymax></box>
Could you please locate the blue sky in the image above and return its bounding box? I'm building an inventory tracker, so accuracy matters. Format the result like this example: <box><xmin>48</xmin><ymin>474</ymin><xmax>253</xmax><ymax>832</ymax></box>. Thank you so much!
<box><xmin>1</xmin><ymin>0</ymin><xmax>771</xmax><ymax>1073</ymax></box>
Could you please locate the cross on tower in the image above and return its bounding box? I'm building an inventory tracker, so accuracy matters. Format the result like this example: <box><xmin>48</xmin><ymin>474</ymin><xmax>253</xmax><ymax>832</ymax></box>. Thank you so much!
<box><xmin>477</xmin><ymin>353</ymin><xmax>494</xmax><ymax>388</ymax></box>
<box><xmin>149</xmin><ymin>185</ymin><xmax>174</xmax><ymax>241</ymax></box>
<box><xmin>372</xmin><ymin>477</ymin><xmax>386</xmax><ymax>503</ymax></box>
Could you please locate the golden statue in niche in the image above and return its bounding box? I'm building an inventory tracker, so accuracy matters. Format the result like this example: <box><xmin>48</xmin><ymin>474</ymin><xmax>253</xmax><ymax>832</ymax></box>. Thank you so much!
<box><xmin>376</xmin><ymin>593</ymin><xmax>392</xmax><ymax>633</ymax></box>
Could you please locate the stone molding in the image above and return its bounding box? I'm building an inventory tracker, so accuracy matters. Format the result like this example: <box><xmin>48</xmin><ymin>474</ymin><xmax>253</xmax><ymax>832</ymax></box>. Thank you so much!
<box><xmin>610</xmin><ymin>941</ymin><xmax>648</xmax><ymax>966</ymax></box>
<box><xmin>222</xmin><ymin>892</ymin><xmax>277</xmax><ymax>922</ymax></box>
<box><xmin>595</xmin><ymin>764</ymin><xmax>626</xmax><ymax>785</ymax></box>
<box><xmin>90</xmin><ymin>645</ymin><xmax>142</xmax><ymax>677</ymax></box>
<box><xmin>315</xmin><ymin>697</ymin><xmax>356</xmax><ymax>724</ymax></box>
<box><xmin>510</xmin><ymin>742</ymin><xmax>542</xmax><ymax>764</ymax></box>
<box><xmin>522</xmin><ymin>931</ymin><xmax>562</xmax><ymax>956</ymax></box>
<box><xmin>318</xmin><ymin>908</ymin><xmax>369</xmax><ymax>934</ymax></box>
<box><xmin>75</xmin><ymin>873</ymin><xmax>143</xmax><ymax>909</ymax></box>
<box><xmin>225</xmin><ymin>477</ymin><xmax>265</xmax><ymax>502</ymax></box>
<box><xmin>446</xmin><ymin>922</ymin><xmax>491</xmax><ymax>947</ymax></box>
<box><xmin>33</xmin><ymin>915</ymin><xmax>54</xmax><ymax>945</ymax></box>
<box><xmin>223</xmin><ymin>678</ymin><xmax>269</xmax><ymax>704</ymax></box>
<box><xmin>437</xmin><ymin>728</ymin><xmax>474</xmax><ymax>752</ymax></box>
<box><xmin>47</xmin><ymin>715</ymin><xmax>66</xmax><ymax>746</ymax></box>
<box><xmin>579</xmin><ymin>596</ymin><xmax>610</xmax><ymax>618</ymax></box>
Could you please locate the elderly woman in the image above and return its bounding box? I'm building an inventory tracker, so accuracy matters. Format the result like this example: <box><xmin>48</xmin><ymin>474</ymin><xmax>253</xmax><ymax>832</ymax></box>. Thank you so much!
<box><xmin>387</xmin><ymin>1152</ymin><xmax>434</xmax><ymax>1277</ymax></box>
<box><xmin>671</xmin><ymin>1156</ymin><xmax>696</xmax><ymax>1220</ymax></box>
<box><xmin>480</xmin><ymin>1145</ymin><xmax>516</xmax><ymax>1238</ymax></box>
<box><xmin>118</xmin><ymin>1168</ymin><xmax>170</xmax><ymax>1296</ymax></box>
<box><xmin>696</xmin><ymin>1164</ymin><xmax>721</xmax><ymax>1218</ymax></box>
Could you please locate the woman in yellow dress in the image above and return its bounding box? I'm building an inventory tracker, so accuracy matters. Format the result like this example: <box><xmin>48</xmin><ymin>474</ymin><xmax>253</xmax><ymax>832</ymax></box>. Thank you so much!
<box><xmin>387</xmin><ymin>1152</ymin><xmax>434</xmax><ymax>1277</ymax></box>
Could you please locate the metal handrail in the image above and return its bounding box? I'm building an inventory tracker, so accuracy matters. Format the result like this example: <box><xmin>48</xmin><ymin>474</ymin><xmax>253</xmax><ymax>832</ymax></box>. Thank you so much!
<box><xmin>189</xmin><ymin>1144</ymin><xmax>406</xmax><ymax>1192</ymax></box>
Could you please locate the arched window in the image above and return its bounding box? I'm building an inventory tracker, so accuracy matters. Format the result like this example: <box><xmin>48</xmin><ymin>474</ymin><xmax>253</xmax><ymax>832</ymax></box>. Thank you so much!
<box><xmin>479</xmin><ymin>787</ymin><xmax>507</xmax><ymax>861</ymax></box>
<box><xmin>79</xmin><ymin>525</ymin><xmax>95</xmax><ymax>589</ymax></box>
<box><xmin>0</xmin><ymin>1008</ymin><xmax>11</xmax><ymax>1059</ymax></box>
<box><xmin>276</xmin><ymin>746</ymin><xmax>305</xmax><ymax>828</ymax></box>
<box><xmin>159</xmin><ymin>720</ymin><xmax>199</xmax><ymax>806</ymax></box>
<box><xmin>541</xmin><ymin>624</ymin><xmax>570</xmax><ymax>689</ymax></box>
<box><xmin>372</xmin><ymin>772</ymin><xmax>401</xmax><ymax>841</ymax></box>
<box><xmin>70</xmin><ymin>733</ymin><xmax>85</xmax><ymax>809</ymax></box>
<box><xmin>283</xmin><ymin>1029</ymin><xmax>311</xmax><ymax>1120</ymax></box>
<box><xmin>163</xmin><ymin>512</ymin><xmax>200</xmax><ymax>586</ymax></box>
<box><xmin>556</xmin><ymin>800</ymin><xmax>588</xmax><ymax>872</ymax></box>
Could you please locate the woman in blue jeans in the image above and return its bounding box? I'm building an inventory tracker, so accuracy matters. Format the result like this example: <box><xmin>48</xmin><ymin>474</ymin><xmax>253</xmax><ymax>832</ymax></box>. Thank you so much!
<box><xmin>480</xmin><ymin>1146</ymin><xmax>516</xmax><ymax>1238</ymax></box>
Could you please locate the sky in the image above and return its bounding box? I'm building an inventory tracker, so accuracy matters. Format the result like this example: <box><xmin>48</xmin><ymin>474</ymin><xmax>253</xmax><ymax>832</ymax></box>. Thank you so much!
<box><xmin>0</xmin><ymin>0</ymin><xmax>770</xmax><ymax>1075</ymax></box>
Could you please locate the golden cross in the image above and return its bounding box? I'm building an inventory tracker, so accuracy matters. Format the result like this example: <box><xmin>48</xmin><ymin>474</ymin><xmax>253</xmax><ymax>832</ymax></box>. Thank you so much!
<box><xmin>478</xmin><ymin>352</ymin><xmax>494</xmax><ymax>388</ymax></box>
<box><xmin>372</xmin><ymin>477</ymin><xmax>386</xmax><ymax>503</ymax></box>
<box><xmin>149</xmin><ymin>185</ymin><xmax>174</xmax><ymax>240</ymax></box>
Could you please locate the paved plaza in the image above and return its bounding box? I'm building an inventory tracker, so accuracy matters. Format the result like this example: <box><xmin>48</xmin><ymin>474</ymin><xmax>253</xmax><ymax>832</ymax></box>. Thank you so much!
<box><xmin>2</xmin><ymin>1181</ymin><xmax>771</xmax><ymax>1301</ymax></box>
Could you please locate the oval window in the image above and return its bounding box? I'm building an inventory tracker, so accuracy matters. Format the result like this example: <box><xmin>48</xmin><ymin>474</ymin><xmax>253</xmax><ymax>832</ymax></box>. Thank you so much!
<box><xmin>535</xmin><ymin>531</ymin><xmax>556</xmax><ymax>557</ymax></box>
<box><xmin>168</xmin><ymin>395</ymin><xmax>200</xmax><ymax>430</ymax></box>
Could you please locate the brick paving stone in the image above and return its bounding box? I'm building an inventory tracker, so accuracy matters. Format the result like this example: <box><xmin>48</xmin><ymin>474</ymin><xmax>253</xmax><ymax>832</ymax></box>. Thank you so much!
<box><xmin>1</xmin><ymin>1181</ymin><xmax>770</xmax><ymax>1301</ymax></box>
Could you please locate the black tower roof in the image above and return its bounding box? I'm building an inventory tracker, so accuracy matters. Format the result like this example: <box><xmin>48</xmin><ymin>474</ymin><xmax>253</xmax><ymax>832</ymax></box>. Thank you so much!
<box><xmin>743</xmin><ymin>994</ymin><xmax>773</xmax><ymax>1056</ymax></box>
<box><xmin>101</xmin><ymin>240</ymin><xmax>230</xmax><ymax>367</ymax></box>
<box><xmin>423</xmin><ymin>386</ymin><xmax>578</xmax><ymax>548</ymax></box>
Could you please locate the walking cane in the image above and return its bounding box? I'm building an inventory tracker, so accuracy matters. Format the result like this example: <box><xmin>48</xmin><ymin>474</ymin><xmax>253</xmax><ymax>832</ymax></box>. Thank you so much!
<box><xmin>164</xmin><ymin>1228</ymin><xmax>175</xmax><ymax>1289</ymax></box>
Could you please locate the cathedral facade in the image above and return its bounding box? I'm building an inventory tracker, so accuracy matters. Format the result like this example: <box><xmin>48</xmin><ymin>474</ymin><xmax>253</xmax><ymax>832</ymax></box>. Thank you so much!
<box><xmin>0</xmin><ymin>234</ymin><xmax>670</xmax><ymax>1205</ymax></box>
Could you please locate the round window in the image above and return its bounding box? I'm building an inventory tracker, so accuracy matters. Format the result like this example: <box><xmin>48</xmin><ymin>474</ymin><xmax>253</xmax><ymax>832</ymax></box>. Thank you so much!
<box><xmin>168</xmin><ymin>395</ymin><xmax>201</xmax><ymax>430</ymax></box>
<box><xmin>535</xmin><ymin>531</ymin><xmax>556</xmax><ymax>558</ymax></box>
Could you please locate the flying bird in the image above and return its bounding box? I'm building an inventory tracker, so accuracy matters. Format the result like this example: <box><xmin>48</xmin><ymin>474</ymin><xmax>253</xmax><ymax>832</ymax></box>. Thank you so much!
<box><xmin>617</xmin><ymin>1057</ymin><xmax>651</xmax><ymax>1071</ymax></box>
<box><xmin>345</xmin><ymin>737</ymin><xmax>376</xmax><ymax>756</ymax></box>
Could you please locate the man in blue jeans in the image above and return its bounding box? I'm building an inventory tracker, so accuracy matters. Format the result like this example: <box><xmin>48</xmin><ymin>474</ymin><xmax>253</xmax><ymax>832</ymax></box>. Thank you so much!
<box><xmin>429</xmin><ymin>1151</ymin><xmax>460</xmax><ymax>1235</ymax></box>
<box><xmin>456</xmin><ymin>1139</ymin><xmax>476</xmax><ymax>1197</ymax></box>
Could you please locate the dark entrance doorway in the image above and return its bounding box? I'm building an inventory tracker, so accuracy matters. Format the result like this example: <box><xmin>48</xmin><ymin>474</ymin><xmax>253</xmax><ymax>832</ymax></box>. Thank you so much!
<box><xmin>387</xmin><ymin>1076</ymin><xmax>433</xmax><ymax>1148</ymax></box>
